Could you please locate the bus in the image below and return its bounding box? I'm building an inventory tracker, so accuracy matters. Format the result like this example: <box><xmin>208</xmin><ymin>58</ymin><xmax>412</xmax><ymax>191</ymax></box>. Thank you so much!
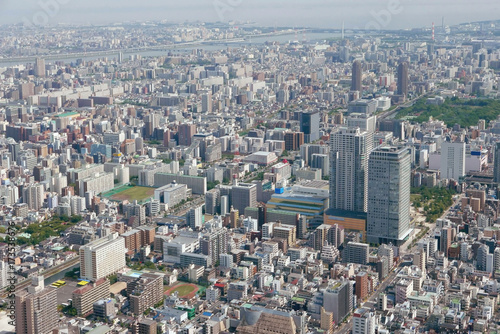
<box><xmin>51</xmin><ymin>280</ymin><xmax>66</xmax><ymax>288</ymax></box>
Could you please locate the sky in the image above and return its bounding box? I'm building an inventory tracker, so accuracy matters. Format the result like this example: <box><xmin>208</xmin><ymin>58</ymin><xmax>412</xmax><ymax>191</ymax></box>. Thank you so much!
<box><xmin>0</xmin><ymin>0</ymin><xmax>498</xmax><ymax>29</ymax></box>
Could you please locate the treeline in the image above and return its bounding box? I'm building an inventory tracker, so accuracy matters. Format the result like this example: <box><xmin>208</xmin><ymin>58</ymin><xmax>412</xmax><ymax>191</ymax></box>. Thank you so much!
<box><xmin>397</xmin><ymin>97</ymin><xmax>500</xmax><ymax>127</ymax></box>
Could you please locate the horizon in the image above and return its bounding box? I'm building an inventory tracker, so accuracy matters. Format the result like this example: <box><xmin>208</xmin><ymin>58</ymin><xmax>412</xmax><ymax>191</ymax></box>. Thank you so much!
<box><xmin>0</xmin><ymin>1</ymin><xmax>499</xmax><ymax>30</ymax></box>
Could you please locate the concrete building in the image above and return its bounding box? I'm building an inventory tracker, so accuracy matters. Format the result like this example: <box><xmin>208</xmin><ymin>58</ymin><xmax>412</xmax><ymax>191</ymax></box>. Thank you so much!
<box><xmin>72</xmin><ymin>278</ymin><xmax>110</xmax><ymax>317</ymax></box>
<box><xmin>128</xmin><ymin>273</ymin><xmax>164</xmax><ymax>315</ymax></box>
<box><xmin>344</xmin><ymin>242</ymin><xmax>369</xmax><ymax>265</ymax></box>
<box><xmin>352</xmin><ymin>307</ymin><xmax>376</xmax><ymax>334</ymax></box>
<box><xmin>15</xmin><ymin>277</ymin><xmax>57</xmax><ymax>334</ymax></box>
<box><xmin>79</xmin><ymin>233</ymin><xmax>126</xmax><ymax>281</ymax></box>
<box><xmin>330</xmin><ymin>127</ymin><xmax>373</xmax><ymax>213</ymax></box>
<box><xmin>440</xmin><ymin>140</ymin><xmax>465</xmax><ymax>181</ymax></box>
<box><xmin>367</xmin><ymin>146</ymin><xmax>411</xmax><ymax>245</ymax></box>
<box><xmin>231</xmin><ymin>182</ymin><xmax>257</xmax><ymax>213</ymax></box>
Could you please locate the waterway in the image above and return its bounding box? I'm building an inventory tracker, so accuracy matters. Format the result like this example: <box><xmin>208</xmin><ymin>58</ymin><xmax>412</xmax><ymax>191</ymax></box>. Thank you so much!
<box><xmin>0</xmin><ymin>32</ymin><xmax>340</xmax><ymax>67</ymax></box>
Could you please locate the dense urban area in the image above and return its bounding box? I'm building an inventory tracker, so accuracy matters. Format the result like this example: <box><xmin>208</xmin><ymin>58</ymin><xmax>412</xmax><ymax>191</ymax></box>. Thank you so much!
<box><xmin>1</xmin><ymin>17</ymin><xmax>500</xmax><ymax>334</ymax></box>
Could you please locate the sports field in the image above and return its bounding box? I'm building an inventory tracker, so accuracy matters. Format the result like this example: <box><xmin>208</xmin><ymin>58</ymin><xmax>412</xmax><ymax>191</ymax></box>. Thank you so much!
<box><xmin>102</xmin><ymin>185</ymin><xmax>155</xmax><ymax>203</ymax></box>
<box><xmin>165</xmin><ymin>283</ymin><xmax>199</xmax><ymax>299</ymax></box>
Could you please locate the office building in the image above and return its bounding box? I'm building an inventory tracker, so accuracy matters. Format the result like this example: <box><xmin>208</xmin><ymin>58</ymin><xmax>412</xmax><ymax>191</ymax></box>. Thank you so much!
<box><xmin>440</xmin><ymin>140</ymin><xmax>466</xmax><ymax>181</ymax></box>
<box><xmin>344</xmin><ymin>242</ymin><xmax>369</xmax><ymax>265</ymax></box>
<box><xmin>284</xmin><ymin>131</ymin><xmax>305</xmax><ymax>151</ymax></box>
<box><xmin>178</xmin><ymin>123</ymin><xmax>197</xmax><ymax>146</ymax></box>
<box><xmin>351</xmin><ymin>60</ymin><xmax>362</xmax><ymax>92</ymax></box>
<box><xmin>79</xmin><ymin>233</ymin><xmax>126</xmax><ymax>281</ymax></box>
<box><xmin>397</xmin><ymin>61</ymin><xmax>409</xmax><ymax>97</ymax></box>
<box><xmin>367</xmin><ymin>146</ymin><xmax>411</xmax><ymax>245</ymax></box>
<box><xmin>300</xmin><ymin>110</ymin><xmax>320</xmax><ymax>143</ymax></box>
<box><xmin>330</xmin><ymin>127</ymin><xmax>373</xmax><ymax>213</ymax></box>
<box><xmin>15</xmin><ymin>277</ymin><xmax>57</xmax><ymax>334</ymax></box>
<box><xmin>494</xmin><ymin>142</ymin><xmax>500</xmax><ymax>183</ymax></box>
<box><xmin>35</xmin><ymin>58</ymin><xmax>45</xmax><ymax>77</ymax></box>
<box><xmin>323</xmin><ymin>280</ymin><xmax>353</xmax><ymax>325</ymax></box>
<box><xmin>231</xmin><ymin>183</ymin><xmax>257</xmax><ymax>213</ymax></box>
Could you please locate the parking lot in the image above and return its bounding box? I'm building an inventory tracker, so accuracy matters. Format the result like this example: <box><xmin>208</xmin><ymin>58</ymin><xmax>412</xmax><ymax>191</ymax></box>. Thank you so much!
<box><xmin>54</xmin><ymin>280</ymin><xmax>79</xmax><ymax>305</ymax></box>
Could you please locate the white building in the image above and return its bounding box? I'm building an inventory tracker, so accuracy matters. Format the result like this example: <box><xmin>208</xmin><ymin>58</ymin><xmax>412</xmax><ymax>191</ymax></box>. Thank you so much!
<box><xmin>352</xmin><ymin>307</ymin><xmax>376</xmax><ymax>334</ymax></box>
<box><xmin>440</xmin><ymin>140</ymin><xmax>465</xmax><ymax>181</ymax></box>
<box><xmin>79</xmin><ymin>233</ymin><xmax>126</xmax><ymax>281</ymax></box>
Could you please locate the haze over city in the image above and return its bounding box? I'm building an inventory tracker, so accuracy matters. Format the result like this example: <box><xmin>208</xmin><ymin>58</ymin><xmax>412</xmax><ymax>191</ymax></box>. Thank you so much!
<box><xmin>0</xmin><ymin>0</ymin><xmax>498</xmax><ymax>28</ymax></box>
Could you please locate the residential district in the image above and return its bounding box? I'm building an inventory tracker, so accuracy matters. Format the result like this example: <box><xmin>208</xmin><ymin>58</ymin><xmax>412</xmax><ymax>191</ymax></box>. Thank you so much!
<box><xmin>1</xmin><ymin>19</ymin><xmax>500</xmax><ymax>334</ymax></box>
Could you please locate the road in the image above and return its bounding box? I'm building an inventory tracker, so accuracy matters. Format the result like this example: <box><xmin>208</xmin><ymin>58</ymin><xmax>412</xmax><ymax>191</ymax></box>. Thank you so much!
<box><xmin>334</xmin><ymin>192</ymin><xmax>463</xmax><ymax>334</ymax></box>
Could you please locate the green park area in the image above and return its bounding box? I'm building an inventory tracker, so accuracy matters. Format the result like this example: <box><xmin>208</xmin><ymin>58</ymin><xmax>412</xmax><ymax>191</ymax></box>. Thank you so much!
<box><xmin>396</xmin><ymin>97</ymin><xmax>500</xmax><ymax>127</ymax></box>
<box><xmin>411</xmin><ymin>186</ymin><xmax>455</xmax><ymax>223</ymax></box>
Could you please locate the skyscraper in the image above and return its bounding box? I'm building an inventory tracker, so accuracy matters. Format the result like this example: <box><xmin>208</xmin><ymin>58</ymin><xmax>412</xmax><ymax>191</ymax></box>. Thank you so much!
<box><xmin>329</xmin><ymin>128</ymin><xmax>373</xmax><ymax>213</ymax></box>
<box><xmin>367</xmin><ymin>146</ymin><xmax>411</xmax><ymax>245</ymax></box>
<box><xmin>440</xmin><ymin>140</ymin><xmax>465</xmax><ymax>181</ymax></box>
<box><xmin>300</xmin><ymin>110</ymin><xmax>320</xmax><ymax>143</ymax></box>
<box><xmin>397</xmin><ymin>62</ymin><xmax>409</xmax><ymax>97</ymax></box>
<box><xmin>493</xmin><ymin>142</ymin><xmax>500</xmax><ymax>183</ymax></box>
<box><xmin>34</xmin><ymin>58</ymin><xmax>45</xmax><ymax>77</ymax></box>
<box><xmin>178</xmin><ymin>123</ymin><xmax>196</xmax><ymax>146</ymax></box>
<box><xmin>351</xmin><ymin>60</ymin><xmax>362</xmax><ymax>92</ymax></box>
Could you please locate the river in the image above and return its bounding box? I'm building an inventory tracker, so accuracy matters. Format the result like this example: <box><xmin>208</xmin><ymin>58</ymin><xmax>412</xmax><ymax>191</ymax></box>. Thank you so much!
<box><xmin>0</xmin><ymin>32</ymin><xmax>340</xmax><ymax>67</ymax></box>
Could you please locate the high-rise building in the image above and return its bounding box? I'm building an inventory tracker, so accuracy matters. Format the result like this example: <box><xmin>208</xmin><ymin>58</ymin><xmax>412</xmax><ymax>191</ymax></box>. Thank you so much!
<box><xmin>330</xmin><ymin>128</ymin><xmax>373</xmax><ymax>213</ymax></box>
<box><xmin>22</xmin><ymin>183</ymin><xmax>44</xmax><ymax>210</ymax></box>
<box><xmin>178</xmin><ymin>124</ymin><xmax>196</xmax><ymax>146</ymax></box>
<box><xmin>200</xmin><ymin>228</ymin><xmax>228</xmax><ymax>265</ymax></box>
<box><xmin>397</xmin><ymin>62</ymin><xmax>409</xmax><ymax>97</ymax></box>
<box><xmin>352</xmin><ymin>307</ymin><xmax>376</xmax><ymax>334</ymax></box>
<box><xmin>323</xmin><ymin>280</ymin><xmax>353</xmax><ymax>325</ymax></box>
<box><xmin>494</xmin><ymin>142</ymin><xmax>500</xmax><ymax>183</ymax></box>
<box><xmin>187</xmin><ymin>205</ymin><xmax>204</xmax><ymax>229</ymax></box>
<box><xmin>440</xmin><ymin>140</ymin><xmax>465</xmax><ymax>181</ymax></box>
<box><xmin>344</xmin><ymin>242</ymin><xmax>369</xmax><ymax>265</ymax></box>
<box><xmin>231</xmin><ymin>183</ymin><xmax>257</xmax><ymax>214</ymax></box>
<box><xmin>79</xmin><ymin>233</ymin><xmax>126</xmax><ymax>281</ymax></box>
<box><xmin>0</xmin><ymin>261</ymin><xmax>7</xmax><ymax>289</ymax></box>
<box><xmin>351</xmin><ymin>60</ymin><xmax>362</xmax><ymax>92</ymax></box>
<box><xmin>300</xmin><ymin>110</ymin><xmax>320</xmax><ymax>143</ymax></box>
<box><xmin>367</xmin><ymin>146</ymin><xmax>411</xmax><ymax>245</ymax></box>
<box><xmin>284</xmin><ymin>131</ymin><xmax>305</xmax><ymax>151</ymax></box>
<box><xmin>16</xmin><ymin>276</ymin><xmax>58</xmax><ymax>334</ymax></box>
<box><xmin>34</xmin><ymin>58</ymin><xmax>45</xmax><ymax>77</ymax></box>
<box><xmin>201</xmin><ymin>92</ymin><xmax>212</xmax><ymax>113</ymax></box>
<box><xmin>127</xmin><ymin>273</ymin><xmax>164</xmax><ymax>315</ymax></box>
<box><xmin>355</xmin><ymin>272</ymin><xmax>369</xmax><ymax>300</ymax></box>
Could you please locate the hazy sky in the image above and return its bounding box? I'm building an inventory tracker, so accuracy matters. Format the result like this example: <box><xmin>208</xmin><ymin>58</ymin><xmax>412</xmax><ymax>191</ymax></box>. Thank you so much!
<box><xmin>0</xmin><ymin>0</ymin><xmax>498</xmax><ymax>29</ymax></box>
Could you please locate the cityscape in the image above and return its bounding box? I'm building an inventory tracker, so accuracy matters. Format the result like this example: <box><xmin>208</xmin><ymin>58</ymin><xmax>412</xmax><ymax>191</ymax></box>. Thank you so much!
<box><xmin>0</xmin><ymin>3</ymin><xmax>500</xmax><ymax>334</ymax></box>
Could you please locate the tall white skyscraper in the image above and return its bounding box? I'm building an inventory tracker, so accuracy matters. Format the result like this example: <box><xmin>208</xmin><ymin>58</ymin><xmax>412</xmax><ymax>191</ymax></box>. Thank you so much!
<box><xmin>80</xmin><ymin>233</ymin><xmax>126</xmax><ymax>281</ymax></box>
<box><xmin>367</xmin><ymin>146</ymin><xmax>411</xmax><ymax>245</ymax></box>
<box><xmin>329</xmin><ymin>127</ymin><xmax>373</xmax><ymax>213</ymax></box>
<box><xmin>440</xmin><ymin>140</ymin><xmax>465</xmax><ymax>181</ymax></box>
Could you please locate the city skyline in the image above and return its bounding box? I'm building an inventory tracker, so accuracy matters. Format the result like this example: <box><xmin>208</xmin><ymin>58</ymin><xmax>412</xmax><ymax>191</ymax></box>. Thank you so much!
<box><xmin>0</xmin><ymin>1</ymin><xmax>499</xmax><ymax>29</ymax></box>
